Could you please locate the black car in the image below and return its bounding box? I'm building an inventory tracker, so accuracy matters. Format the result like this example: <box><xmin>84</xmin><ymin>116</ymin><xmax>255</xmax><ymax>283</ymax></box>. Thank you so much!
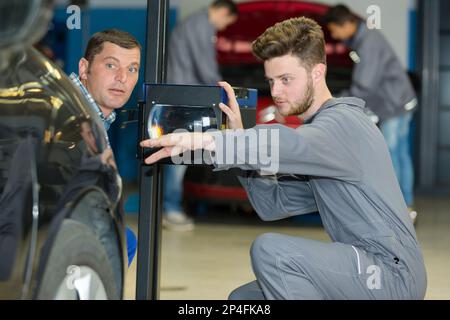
<box><xmin>0</xmin><ymin>0</ymin><xmax>126</xmax><ymax>299</ymax></box>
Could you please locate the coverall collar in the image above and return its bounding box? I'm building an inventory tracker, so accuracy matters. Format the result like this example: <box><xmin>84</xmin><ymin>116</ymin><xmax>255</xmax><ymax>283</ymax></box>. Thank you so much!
<box><xmin>303</xmin><ymin>97</ymin><xmax>366</xmax><ymax>124</ymax></box>
<box><xmin>345</xmin><ymin>20</ymin><xmax>367</xmax><ymax>49</ymax></box>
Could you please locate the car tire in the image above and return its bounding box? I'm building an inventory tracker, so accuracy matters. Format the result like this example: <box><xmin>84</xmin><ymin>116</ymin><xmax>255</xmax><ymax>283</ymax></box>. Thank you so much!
<box><xmin>36</xmin><ymin>219</ymin><xmax>121</xmax><ymax>300</ymax></box>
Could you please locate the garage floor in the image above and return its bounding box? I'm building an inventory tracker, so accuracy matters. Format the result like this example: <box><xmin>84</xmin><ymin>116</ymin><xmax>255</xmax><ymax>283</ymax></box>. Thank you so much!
<box><xmin>122</xmin><ymin>195</ymin><xmax>450</xmax><ymax>300</ymax></box>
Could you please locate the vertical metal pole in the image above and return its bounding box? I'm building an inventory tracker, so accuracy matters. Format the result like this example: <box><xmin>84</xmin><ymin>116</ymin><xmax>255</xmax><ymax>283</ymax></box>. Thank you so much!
<box><xmin>418</xmin><ymin>0</ymin><xmax>440</xmax><ymax>190</ymax></box>
<box><xmin>136</xmin><ymin>0</ymin><xmax>169</xmax><ymax>300</ymax></box>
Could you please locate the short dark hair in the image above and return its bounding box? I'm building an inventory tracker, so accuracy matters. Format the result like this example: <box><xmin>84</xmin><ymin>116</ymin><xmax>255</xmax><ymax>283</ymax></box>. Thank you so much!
<box><xmin>252</xmin><ymin>17</ymin><xmax>326</xmax><ymax>71</ymax></box>
<box><xmin>210</xmin><ymin>0</ymin><xmax>238</xmax><ymax>16</ymax></box>
<box><xmin>323</xmin><ymin>4</ymin><xmax>360</xmax><ymax>26</ymax></box>
<box><xmin>84</xmin><ymin>29</ymin><xmax>141</xmax><ymax>63</ymax></box>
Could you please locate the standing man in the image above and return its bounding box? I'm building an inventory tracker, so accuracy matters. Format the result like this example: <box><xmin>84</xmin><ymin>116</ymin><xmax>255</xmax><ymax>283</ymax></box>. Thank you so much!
<box><xmin>141</xmin><ymin>17</ymin><xmax>426</xmax><ymax>300</ymax></box>
<box><xmin>163</xmin><ymin>0</ymin><xmax>238</xmax><ymax>231</ymax></box>
<box><xmin>323</xmin><ymin>5</ymin><xmax>418</xmax><ymax>221</ymax></box>
<box><xmin>70</xmin><ymin>29</ymin><xmax>141</xmax><ymax>266</ymax></box>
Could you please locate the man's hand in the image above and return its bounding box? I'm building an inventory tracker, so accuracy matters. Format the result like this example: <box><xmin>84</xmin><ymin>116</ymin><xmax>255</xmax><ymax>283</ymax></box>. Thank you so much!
<box><xmin>100</xmin><ymin>148</ymin><xmax>117</xmax><ymax>170</ymax></box>
<box><xmin>140</xmin><ymin>132</ymin><xmax>215</xmax><ymax>164</ymax></box>
<box><xmin>218</xmin><ymin>81</ymin><xmax>244</xmax><ymax>130</ymax></box>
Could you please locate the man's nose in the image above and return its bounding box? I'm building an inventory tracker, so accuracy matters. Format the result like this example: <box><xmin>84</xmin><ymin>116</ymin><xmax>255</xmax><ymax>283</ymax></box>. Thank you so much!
<box><xmin>115</xmin><ymin>67</ymin><xmax>127</xmax><ymax>83</ymax></box>
<box><xmin>271</xmin><ymin>81</ymin><xmax>282</xmax><ymax>97</ymax></box>
<box><xmin>331</xmin><ymin>31</ymin><xmax>339</xmax><ymax>40</ymax></box>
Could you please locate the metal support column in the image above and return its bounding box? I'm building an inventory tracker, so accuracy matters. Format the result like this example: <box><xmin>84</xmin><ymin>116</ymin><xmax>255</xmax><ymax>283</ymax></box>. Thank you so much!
<box><xmin>418</xmin><ymin>0</ymin><xmax>440</xmax><ymax>190</ymax></box>
<box><xmin>136</xmin><ymin>0</ymin><xmax>169</xmax><ymax>300</ymax></box>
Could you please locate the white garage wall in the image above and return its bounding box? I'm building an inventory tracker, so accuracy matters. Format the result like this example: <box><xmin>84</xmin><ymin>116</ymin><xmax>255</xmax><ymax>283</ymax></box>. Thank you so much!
<box><xmin>171</xmin><ymin>0</ymin><xmax>417</xmax><ymax>68</ymax></box>
<box><xmin>89</xmin><ymin>0</ymin><xmax>147</xmax><ymax>7</ymax></box>
<box><xmin>84</xmin><ymin>0</ymin><xmax>416</xmax><ymax>67</ymax></box>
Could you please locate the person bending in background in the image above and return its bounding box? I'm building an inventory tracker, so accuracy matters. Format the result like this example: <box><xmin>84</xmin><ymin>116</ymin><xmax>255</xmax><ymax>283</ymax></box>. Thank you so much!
<box><xmin>323</xmin><ymin>4</ymin><xmax>418</xmax><ymax>224</ymax></box>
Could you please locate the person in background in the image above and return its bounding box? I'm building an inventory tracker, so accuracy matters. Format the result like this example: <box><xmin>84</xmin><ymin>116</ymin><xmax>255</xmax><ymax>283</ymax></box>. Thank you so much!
<box><xmin>163</xmin><ymin>0</ymin><xmax>238</xmax><ymax>231</ymax></box>
<box><xmin>323</xmin><ymin>4</ymin><xmax>418</xmax><ymax>223</ymax></box>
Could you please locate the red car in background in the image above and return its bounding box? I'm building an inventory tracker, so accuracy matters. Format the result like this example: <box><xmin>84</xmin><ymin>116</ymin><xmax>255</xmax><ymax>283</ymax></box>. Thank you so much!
<box><xmin>184</xmin><ymin>1</ymin><xmax>353</xmax><ymax>213</ymax></box>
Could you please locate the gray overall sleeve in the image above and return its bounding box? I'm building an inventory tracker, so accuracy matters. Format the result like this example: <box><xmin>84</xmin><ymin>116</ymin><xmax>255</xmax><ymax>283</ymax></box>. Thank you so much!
<box><xmin>166</xmin><ymin>31</ymin><xmax>190</xmax><ymax>84</ymax></box>
<box><xmin>167</xmin><ymin>10</ymin><xmax>220</xmax><ymax>85</ymax></box>
<box><xmin>209</xmin><ymin>119</ymin><xmax>363</xmax><ymax>182</ymax></box>
<box><xmin>236</xmin><ymin>172</ymin><xmax>318</xmax><ymax>221</ymax></box>
<box><xmin>187</xmin><ymin>20</ymin><xmax>220</xmax><ymax>85</ymax></box>
<box><xmin>341</xmin><ymin>38</ymin><xmax>383</xmax><ymax>101</ymax></box>
<box><xmin>341</xmin><ymin>29</ymin><xmax>416</xmax><ymax>120</ymax></box>
<box><xmin>208</xmin><ymin>116</ymin><xmax>362</xmax><ymax>221</ymax></box>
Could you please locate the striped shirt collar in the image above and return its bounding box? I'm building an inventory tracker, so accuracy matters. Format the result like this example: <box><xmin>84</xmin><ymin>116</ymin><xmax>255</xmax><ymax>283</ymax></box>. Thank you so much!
<box><xmin>69</xmin><ymin>72</ymin><xmax>116</xmax><ymax>131</ymax></box>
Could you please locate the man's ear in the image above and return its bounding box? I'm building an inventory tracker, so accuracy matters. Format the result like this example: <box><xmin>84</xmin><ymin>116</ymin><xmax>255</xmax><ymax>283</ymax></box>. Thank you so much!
<box><xmin>312</xmin><ymin>63</ymin><xmax>327</xmax><ymax>83</ymax></box>
<box><xmin>79</xmin><ymin>58</ymin><xmax>89</xmax><ymax>81</ymax></box>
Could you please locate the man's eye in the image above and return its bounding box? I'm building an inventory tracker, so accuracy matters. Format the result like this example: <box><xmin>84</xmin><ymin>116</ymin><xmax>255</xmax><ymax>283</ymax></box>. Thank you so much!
<box><xmin>282</xmin><ymin>77</ymin><xmax>291</xmax><ymax>84</ymax></box>
<box><xmin>106</xmin><ymin>63</ymin><xmax>116</xmax><ymax>69</ymax></box>
<box><xmin>129</xmin><ymin>66</ymin><xmax>138</xmax><ymax>73</ymax></box>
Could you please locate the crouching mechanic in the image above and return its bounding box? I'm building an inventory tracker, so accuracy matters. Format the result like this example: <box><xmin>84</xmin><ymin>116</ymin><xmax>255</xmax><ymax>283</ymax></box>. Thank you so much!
<box><xmin>140</xmin><ymin>18</ymin><xmax>426</xmax><ymax>299</ymax></box>
<box><xmin>70</xmin><ymin>29</ymin><xmax>141</xmax><ymax>266</ymax></box>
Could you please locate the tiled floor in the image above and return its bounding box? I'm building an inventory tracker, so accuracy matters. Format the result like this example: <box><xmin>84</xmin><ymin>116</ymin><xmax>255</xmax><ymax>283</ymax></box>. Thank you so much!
<box><xmin>123</xmin><ymin>196</ymin><xmax>450</xmax><ymax>300</ymax></box>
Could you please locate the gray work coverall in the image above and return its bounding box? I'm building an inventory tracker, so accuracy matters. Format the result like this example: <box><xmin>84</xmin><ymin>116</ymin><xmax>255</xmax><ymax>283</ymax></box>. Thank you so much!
<box><xmin>167</xmin><ymin>9</ymin><xmax>220</xmax><ymax>85</ymax></box>
<box><xmin>209</xmin><ymin>97</ymin><xmax>427</xmax><ymax>300</ymax></box>
<box><xmin>343</xmin><ymin>22</ymin><xmax>417</xmax><ymax>121</ymax></box>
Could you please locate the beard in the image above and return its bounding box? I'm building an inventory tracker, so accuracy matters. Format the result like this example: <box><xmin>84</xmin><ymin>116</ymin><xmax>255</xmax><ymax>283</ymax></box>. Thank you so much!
<box><xmin>280</xmin><ymin>75</ymin><xmax>314</xmax><ymax>117</ymax></box>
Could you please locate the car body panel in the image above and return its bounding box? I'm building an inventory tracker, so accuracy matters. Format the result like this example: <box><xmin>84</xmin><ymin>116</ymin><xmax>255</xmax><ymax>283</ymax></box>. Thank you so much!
<box><xmin>0</xmin><ymin>47</ymin><xmax>125</xmax><ymax>299</ymax></box>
